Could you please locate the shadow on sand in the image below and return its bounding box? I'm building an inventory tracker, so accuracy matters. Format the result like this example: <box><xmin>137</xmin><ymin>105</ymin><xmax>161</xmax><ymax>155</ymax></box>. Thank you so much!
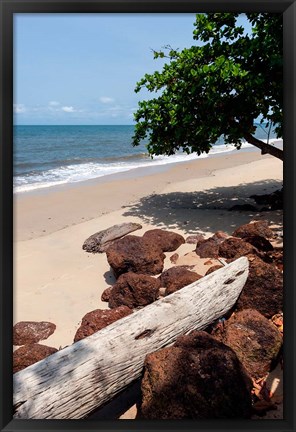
<box><xmin>122</xmin><ymin>179</ymin><xmax>283</xmax><ymax>234</ymax></box>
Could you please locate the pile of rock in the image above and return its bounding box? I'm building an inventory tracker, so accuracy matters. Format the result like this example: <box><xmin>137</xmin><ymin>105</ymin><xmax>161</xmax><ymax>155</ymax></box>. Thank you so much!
<box><xmin>74</xmin><ymin>229</ymin><xmax>190</xmax><ymax>341</ymax></box>
<box><xmin>78</xmin><ymin>221</ymin><xmax>283</xmax><ymax>419</ymax></box>
<box><xmin>14</xmin><ymin>219</ymin><xmax>283</xmax><ymax>420</ymax></box>
<box><xmin>99</xmin><ymin>228</ymin><xmax>188</xmax><ymax>307</ymax></box>
<box><xmin>201</xmin><ymin>220</ymin><xmax>283</xmax><ymax>319</ymax></box>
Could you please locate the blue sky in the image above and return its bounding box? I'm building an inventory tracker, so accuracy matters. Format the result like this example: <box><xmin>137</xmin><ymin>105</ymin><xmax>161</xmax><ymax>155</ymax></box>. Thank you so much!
<box><xmin>14</xmin><ymin>14</ymin><xmax>198</xmax><ymax>125</ymax></box>
<box><xmin>14</xmin><ymin>13</ymin><xmax>250</xmax><ymax>125</ymax></box>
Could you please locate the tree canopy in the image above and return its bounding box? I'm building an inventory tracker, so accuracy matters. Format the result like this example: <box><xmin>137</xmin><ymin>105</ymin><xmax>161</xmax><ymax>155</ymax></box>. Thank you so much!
<box><xmin>132</xmin><ymin>13</ymin><xmax>283</xmax><ymax>160</ymax></box>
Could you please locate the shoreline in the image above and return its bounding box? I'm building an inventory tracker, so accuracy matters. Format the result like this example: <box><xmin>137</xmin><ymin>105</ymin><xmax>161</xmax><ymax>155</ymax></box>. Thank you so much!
<box><xmin>14</xmin><ymin>146</ymin><xmax>282</xmax><ymax>242</ymax></box>
<box><xmin>15</xmin><ymin>145</ymin><xmax>256</xmax><ymax>198</ymax></box>
<box><xmin>14</xmin><ymin>139</ymin><xmax>283</xmax><ymax>199</ymax></box>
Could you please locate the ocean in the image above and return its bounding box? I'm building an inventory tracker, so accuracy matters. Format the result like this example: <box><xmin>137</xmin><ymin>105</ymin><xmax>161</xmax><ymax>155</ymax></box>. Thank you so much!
<box><xmin>13</xmin><ymin>124</ymin><xmax>279</xmax><ymax>194</ymax></box>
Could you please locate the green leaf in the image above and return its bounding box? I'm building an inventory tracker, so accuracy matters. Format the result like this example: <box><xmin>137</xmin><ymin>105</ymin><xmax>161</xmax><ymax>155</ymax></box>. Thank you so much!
<box><xmin>132</xmin><ymin>13</ymin><xmax>283</xmax><ymax>160</ymax></box>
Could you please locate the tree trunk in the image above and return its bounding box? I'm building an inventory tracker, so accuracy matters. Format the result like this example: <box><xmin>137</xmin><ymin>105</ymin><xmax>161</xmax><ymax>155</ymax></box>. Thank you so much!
<box><xmin>243</xmin><ymin>133</ymin><xmax>283</xmax><ymax>161</ymax></box>
<box><xmin>13</xmin><ymin>257</ymin><xmax>249</xmax><ymax>420</ymax></box>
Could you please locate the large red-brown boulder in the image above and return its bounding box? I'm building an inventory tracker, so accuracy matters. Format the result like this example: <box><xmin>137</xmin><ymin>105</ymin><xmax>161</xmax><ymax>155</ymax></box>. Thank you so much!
<box><xmin>236</xmin><ymin>255</ymin><xmax>283</xmax><ymax>318</ymax></box>
<box><xmin>74</xmin><ymin>306</ymin><xmax>132</xmax><ymax>342</ymax></box>
<box><xmin>13</xmin><ymin>344</ymin><xmax>58</xmax><ymax>373</ymax></box>
<box><xmin>195</xmin><ymin>238</ymin><xmax>220</xmax><ymax>258</ymax></box>
<box><xmin>232</xmin><ymin>220</ymin><xmax>274</xmax><ymax>239</ymax></box>
<box><xmin>219</xmin><ymin>237</ymin><xmax>260</xmax><ymax>259</ymax></box>
<box><xmin>106</xmin><ymin>235</ymin><xmax>165</xmax><ymax>277</ymax></box>
<box><xmin>142</xmin><ymin>229</ymin><xmax>185</xmax><ymax>252</ymax></box>
<box><xmin>139</xmin><ymin>331</ymin><xmax>252</xmax><ymax>419</ymax></box>
<box><xmin>215</xmin><ymin>309</ymin><xmax>282</xmax><ymax>379</ymax></box>
<box><xmin>195</xmin><ymin>231</ymin><xmax>229</xmax><ymax>259</ymax></box>
<box><xmin>13</xmin><ymin>321</ymin><xmax>56</xmax><ymax>346</ymax></box>
<box><xmin>158</xmin><ymin>266</ymin><xmax>202</xmax><ymax>295</ymax></box>
<box><xmin>108</xmin><ymin>272</ymin><xmax>161</xmax><ymax>309</ymax></box>
<box><xmin>242</xmin><ymin>235</ymin><xmax>274</xmax><ymax>252</ymax></box>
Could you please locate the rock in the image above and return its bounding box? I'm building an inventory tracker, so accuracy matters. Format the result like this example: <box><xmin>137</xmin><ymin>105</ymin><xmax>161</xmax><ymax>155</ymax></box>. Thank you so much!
<box><xmin>106</xmin><ymin>235</ymin><xmax>165</xmax><ymax>277</ymax></box>
<box><xmin>185</xmin><ymin>233</ymin><xmax>205</xmax><ymax>244</ymax></box>
<box><xmin>250</xmin><ymin>188</ymin><xmax>283</xmax><ymax>210</ymax></box>
<box><xmin>139</xmin><ymin>331</ymin><xmax>252</xmax><ymax>419</ymax></box>
<box><xmin>143</xmin><ymin>229</ymin><xmax>185</xmax><ymax>252</ymax></box>
<box><xmin>108</xmin><ymin>272</ymin><xmax>161</xmax><ymax>309</ymax></box>
<box><xmin>195</xmin><ymin>232</ymin><xmax>230</xmax><ymax>260</ymax></box>
<box><xmin>101</xmin><ymin>287</ymin><xmax>113</xmax><ymax>302</ymax></box>
<box><xmin>219</xmin><ymin>309</ymin><xmax>283</xmax><ymax>379</ymax></box>
<box><xmin>13</xmin><ymin>321</ymin><xmax>56</xmax><ymax>346</ymax></box>
<box><xmin>74</xmin><ymin>306</ymin><xmax>132</xmax><ymax>343</ymax></box>
<box><xmin>195</xmin><ymin>231</ymin><xmax>228</xmax><ymax>258</ymax></box>
<box><xmin>158</xmin><ymin>266</ymin><xmax>202</xmax><ymax>296</ymax></box>
<box><xmin>228</xmin><ymin>204</ymin><xmax>258</xmax><ymax>212</ymax></box>
<box><xmin>13</xmin><ymin>344</ymin><xmax>58</xmax><ymax>373</ymax></box>
<box><xmin>170</xmin><ymin>253</ymin><xmax>179</xmax><ymax>264</ymax></box>
<box><xmin>195</xmin><ymin>238</ymin><xmax>220</xmax><ymax>258</ymax></box>
<box><xmin>232</xmin><ymin>220</ymin><xmax>274</xmax><ymax>240</ymax></box>
<box><xmin>219</xmin><ymin>237</ymin><xmax>260</xmax><ymax>259</ymax></box>
<box><xmin>250</xmin><ymin>192</ymin><xmax>273</xmax><ymax>205</ymax></box>
<box><xmin>242</xmin><ymin>235</ymin><xmax>274</xmax><ymax>252</ymax></box>
<box><xmin>252</xmin><ymin>399</ymin><xmax>278</xmax><ymax>416</ymax></box>
<box><xmin>82</xmin><ymin>222</ymin><xmax>142</xmax><ymax>253</ymax></box>
<box><xmin>211</xmin><ymin>231</ymin><xmax>229</xmax><ymax>241</ymax></box>
<box><xmin>205</xmin><ymin>264</ymin><xmax>224</xmax><ymax>276</ymax></box>
<box><xmin>236</xmin><ymin>255</ymin><xmax>283</xmax><ymax>318</ymax></box>
<box><xmin>266</xmin><ymin>249</ymin><xmax>283</xmax><ymax>272</ymax></box>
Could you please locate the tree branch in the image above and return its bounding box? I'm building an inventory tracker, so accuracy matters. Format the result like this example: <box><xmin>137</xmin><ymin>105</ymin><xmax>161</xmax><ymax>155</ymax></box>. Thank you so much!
<box><xmin>243</xmin><ymin>133</ymin><xmax>283</xmax><ymax>161</ymax></box>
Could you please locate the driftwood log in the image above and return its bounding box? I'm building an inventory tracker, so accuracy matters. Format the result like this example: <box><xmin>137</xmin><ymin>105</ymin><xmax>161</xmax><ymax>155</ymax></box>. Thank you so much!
<box><xmin>82</xmin><ymin>222</ymin><xmax>142</xmax><ymax>253</ymax></box>
<box><xmin>13</xmin><ymin>257</ymin><xmax>249</xmax><ymax>419</ymax></box>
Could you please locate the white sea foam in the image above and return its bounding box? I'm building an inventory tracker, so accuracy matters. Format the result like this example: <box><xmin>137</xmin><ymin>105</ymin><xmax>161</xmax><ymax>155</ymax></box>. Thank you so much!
<box><xmin>13</xmin><ymin>139</ymin><xmax>280</xmax><ymax>194</ymax></box>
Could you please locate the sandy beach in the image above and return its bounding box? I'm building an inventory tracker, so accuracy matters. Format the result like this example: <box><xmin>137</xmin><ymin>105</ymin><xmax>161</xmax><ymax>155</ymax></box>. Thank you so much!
<box><xmin>13</xmin><ymin>146</ymin><xmax>284</xmax><ymax>419</ymax></box>
<box><xmin>14</xmin><ymin>147</ymin><xmax>283</xmax><ymax>349</ymax></box>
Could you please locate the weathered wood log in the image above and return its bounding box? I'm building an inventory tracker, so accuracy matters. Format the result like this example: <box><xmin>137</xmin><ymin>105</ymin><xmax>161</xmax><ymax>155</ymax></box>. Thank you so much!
<box><xmin>82</xmin><ymin>222</ymin><xmax>142</xmax><ymax>253</ymax></box>
<box><xmin>13</xmin><ymin>257</ymin><xmax>249</xmax><ymax>419</ymax></box>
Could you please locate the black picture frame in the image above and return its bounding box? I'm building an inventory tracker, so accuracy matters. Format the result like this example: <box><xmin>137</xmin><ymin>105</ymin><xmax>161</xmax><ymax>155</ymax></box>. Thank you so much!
<box><xmin>0</xmin><ymin>1</ymin><xmax>295</xmax><ymax>431</ymax></box>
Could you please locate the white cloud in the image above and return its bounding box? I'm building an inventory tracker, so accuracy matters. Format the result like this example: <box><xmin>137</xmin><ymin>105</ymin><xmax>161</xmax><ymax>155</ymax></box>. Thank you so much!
<box><xmin>108</xmin><ymin>105</ymin><xmax>122</xmax><ymax>112</ymax></box>
<box><xmin>49</xmin><ymin>101</ymin><xmax>60</xmax><ymax>106</ymax></box>
<box><xmin>99</xmin><ymin>96</ymin><xmax>114</xmax><ymax>104</ymax></box>
<box><xmin>62</xmin><ymin>106</ymin><xmax>76</xmax><ymax>113</ymax></box>
<box><xmin>13</xmin><ymin>104</ymin><xmax>26</xmax><ymax>114</ymax></box>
